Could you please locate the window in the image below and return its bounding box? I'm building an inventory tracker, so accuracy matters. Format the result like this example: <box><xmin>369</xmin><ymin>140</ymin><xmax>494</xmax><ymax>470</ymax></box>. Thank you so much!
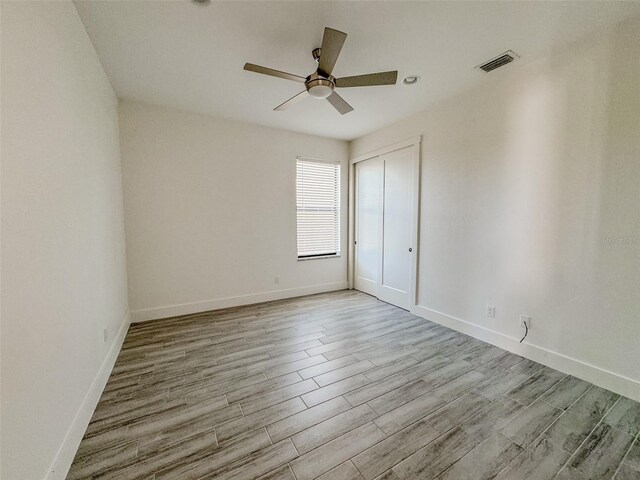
<box><xmin>296</xmin><ymin>158</ymin><xmax>341</xmax><ymax>259</ymax></box>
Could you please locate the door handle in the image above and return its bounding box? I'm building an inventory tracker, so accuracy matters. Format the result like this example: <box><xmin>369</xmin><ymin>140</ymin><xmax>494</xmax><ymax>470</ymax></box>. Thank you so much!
<box><xmin>409</xmin><ymin>248</ymin><xmax>413</xmax><ymax>252</ymax></box>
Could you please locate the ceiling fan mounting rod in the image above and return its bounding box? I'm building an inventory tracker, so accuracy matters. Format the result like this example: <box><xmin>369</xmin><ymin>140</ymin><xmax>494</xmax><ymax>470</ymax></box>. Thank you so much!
<box><xmin>312</xmin><ymin>48</ymin><xmax>322</xmax><ymax>63</ymax></box>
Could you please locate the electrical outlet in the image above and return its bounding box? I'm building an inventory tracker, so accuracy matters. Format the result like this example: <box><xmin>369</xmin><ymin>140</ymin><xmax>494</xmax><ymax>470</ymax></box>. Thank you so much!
<box><xmin>103</xmin><ymin>328</ymin><xmax>108</xmax><ymax>343</ymax></box>
<box><xmin>486</xmin><ymin>305</ymin><xmax>496</xmax><ymax>318</ymax></box>
<box><xmin>274</xmin><ymin>276</ymin><xmax>280</xmax><ymax>285</ymax></box>
<box><xmin>520</xmin><ymin>315</ymin><xmax>531</xmax><ymax>329</ymax></box>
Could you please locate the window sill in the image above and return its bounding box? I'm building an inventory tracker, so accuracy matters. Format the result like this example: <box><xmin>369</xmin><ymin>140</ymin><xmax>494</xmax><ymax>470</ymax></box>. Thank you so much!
<box><xmin>297</xmin><ymin>254</ymin><xmax>341</xmax><ymax>261</ymax></box>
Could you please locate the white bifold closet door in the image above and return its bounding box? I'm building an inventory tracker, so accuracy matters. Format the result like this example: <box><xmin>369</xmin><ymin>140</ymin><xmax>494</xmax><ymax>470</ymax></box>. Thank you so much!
<box><xmin>354</xmin><ymin>146</ymin><xmax>414</xmax><ymax>310</ymax></box>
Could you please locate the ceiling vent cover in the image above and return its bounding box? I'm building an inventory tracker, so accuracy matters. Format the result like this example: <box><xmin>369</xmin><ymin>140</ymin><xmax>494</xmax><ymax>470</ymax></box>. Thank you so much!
<box><xmin>476</xmin><ymin>50</ymin><xmax>518</xmax><ymax>73</ymax></box>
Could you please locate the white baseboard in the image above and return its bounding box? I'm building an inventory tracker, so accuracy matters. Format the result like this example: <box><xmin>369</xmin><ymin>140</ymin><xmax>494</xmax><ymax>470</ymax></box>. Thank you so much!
<box><xmin>412</xmin><ymin>304</ymin><xmax>640</xmax><ymax>403</ymax></box>
<box><xmin>131</xmin><ymin>281</ymin><xmax>350</xmax><ymax>323</ymax></box>
<box><xmin>46</xmin><ymin>310</ymin><xmax>131</xmax><ymax>480</ymax></box>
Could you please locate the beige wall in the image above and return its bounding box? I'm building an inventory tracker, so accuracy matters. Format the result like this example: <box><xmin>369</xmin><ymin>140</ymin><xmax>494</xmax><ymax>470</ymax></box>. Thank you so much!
<box><xmin>0</xmin><ymin>2</ymin><xmax>130</xmax><ymax>479</ymax></box>
<box><xmin>351</xmin><ymin>17</ymin><xmax>640</xmax><ymax>398</ymax></box>
<box><xmin>118</xmin><ymin>100</ymin><xmax>349</xmax><ymax>321</ymax></box>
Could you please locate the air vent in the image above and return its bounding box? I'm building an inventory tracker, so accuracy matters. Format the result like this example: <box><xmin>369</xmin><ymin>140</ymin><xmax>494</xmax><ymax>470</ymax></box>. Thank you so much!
<box><xmin>476</xmin><ymin>50</ymin><xmax>518</xmax><ymax>73</ymax></box>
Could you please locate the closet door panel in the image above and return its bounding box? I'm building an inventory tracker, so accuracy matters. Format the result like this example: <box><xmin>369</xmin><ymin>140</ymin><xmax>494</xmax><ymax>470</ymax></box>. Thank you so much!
<box><xmin>378</xmin><ymin>147</ymin><xmax>413</xmax><ymax>309</ymax></box>
<box><xmin>354</xmin><ymin>158</ymin><xmax>383</xmax><ymax>296</ymax></box>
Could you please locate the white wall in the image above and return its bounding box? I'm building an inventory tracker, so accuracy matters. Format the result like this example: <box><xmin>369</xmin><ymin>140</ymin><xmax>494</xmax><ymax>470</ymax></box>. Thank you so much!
<box><xmin>119</xmin><ymin>100</ymin><xmax>349</xmax><ymax>321</ymax></box>
<box><xmin>351</xmin><ymin>17</ymin><xmax>640</xmax><ymax>399</ymax></box>
<box><xmin>0</xmin><ymin>2</ymin><xmax>130</xmax><ymax>479</ymax></box>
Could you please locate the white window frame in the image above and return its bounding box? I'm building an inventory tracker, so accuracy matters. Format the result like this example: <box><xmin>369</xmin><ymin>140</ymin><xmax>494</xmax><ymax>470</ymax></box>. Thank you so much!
<box><xmin>296</xmin><ymin>156</ymin><xmax>341</xmax><ymax>261</ymax></box>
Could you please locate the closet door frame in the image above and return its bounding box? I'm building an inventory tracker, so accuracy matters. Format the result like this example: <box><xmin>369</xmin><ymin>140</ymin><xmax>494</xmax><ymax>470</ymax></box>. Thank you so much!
<box><xmin>348</xmin><ymin>135</ymin><xmax>421</xmax><ymax>311</ymax></box>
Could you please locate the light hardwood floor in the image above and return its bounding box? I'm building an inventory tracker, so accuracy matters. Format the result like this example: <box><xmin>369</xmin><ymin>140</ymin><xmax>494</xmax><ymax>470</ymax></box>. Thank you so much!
<box><xmin>68</xmin><ymin>290</ymin><xmax>640</xmax><ymax>479</ymax></box>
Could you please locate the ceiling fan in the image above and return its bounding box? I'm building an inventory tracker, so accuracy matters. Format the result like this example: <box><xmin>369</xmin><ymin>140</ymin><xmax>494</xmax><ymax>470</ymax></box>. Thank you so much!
<box><xmin>243</xmin><ymin>27</ymin><xmax>398</xmax><ymax>115</ymax></box>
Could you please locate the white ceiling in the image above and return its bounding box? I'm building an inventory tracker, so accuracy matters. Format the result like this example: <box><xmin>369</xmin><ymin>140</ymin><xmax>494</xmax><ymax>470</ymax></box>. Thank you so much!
<box><xmin>75</xmin><ymin>1</ymin><xmax>640</xmax><ymax>140</ymax></box>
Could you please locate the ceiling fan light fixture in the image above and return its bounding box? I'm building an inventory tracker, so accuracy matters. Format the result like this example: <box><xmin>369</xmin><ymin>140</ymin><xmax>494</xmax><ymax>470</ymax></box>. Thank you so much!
<box><xmin>306</xmin><ymin>77</ymin><xmax>334</xmax><ymax>99</ymax></box>
<box><xmin>403</xmin><ymin>75</ymin><xmax>420</xmax><ymax>85</ymax></box>
<box><xmin>308</xmin><ymin>84</ymin><xmax>333</xmax><ymax>99</ymax></box>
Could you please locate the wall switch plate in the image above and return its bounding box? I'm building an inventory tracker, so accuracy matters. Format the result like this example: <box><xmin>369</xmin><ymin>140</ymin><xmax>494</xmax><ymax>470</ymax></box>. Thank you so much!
<box><xmin>520</xmin><ymin>315</ymin><xmax>531</xmax><ymax>329</ymax></box>
<box><xmin>486</xmin><ymin>305</ymin><xmax>496</xmax><ymax>318</ymax></box>
<box><xmin>103</xmin><ymin>328</ymin><xmax>108</xmax><ymax>343</ymax></box>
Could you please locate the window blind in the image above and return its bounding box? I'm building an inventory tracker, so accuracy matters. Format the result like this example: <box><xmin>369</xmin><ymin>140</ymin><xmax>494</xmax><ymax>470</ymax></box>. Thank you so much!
<box><xmin>296</xmin><ymin>158</ymin><xmax>341</xmax><ymax>258</ymax></box>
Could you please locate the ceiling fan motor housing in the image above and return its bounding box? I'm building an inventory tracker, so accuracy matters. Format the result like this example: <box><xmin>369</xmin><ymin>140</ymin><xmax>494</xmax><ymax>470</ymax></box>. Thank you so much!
<box><xmin>306</xmin><ymin>72</ymin><xmax>335</xmax><ymax>99</ymax></box>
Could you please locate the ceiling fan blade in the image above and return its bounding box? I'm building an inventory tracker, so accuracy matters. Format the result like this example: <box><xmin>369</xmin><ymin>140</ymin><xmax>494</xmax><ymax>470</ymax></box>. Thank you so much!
<box><xmin>244</xmin><ymin>63</ymin><xmax>306</xmax><ymax>83</ymax></box>
<box><xmin>318</xmin><ymin>27</ymin><xmax>347</xmax><ymax>78</ymax></box>
<box><xmin>274</xmin><ymin>90</ymin><xmax>307</xmax><ymax>111</ymax></box>
<box><xmin>326</xmin><ymin>91</ymin><xmax>353</xmax><ymax>115</ymax></box>
<box><xmin>335</xmin><ymin>71</ymin><xmax>398</xmax><ymax>88</ymax></box>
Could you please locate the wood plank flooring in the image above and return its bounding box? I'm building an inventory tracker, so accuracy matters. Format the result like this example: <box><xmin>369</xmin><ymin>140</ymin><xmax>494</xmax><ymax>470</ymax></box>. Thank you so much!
<box><xmin>68</xmin><ymin>290</ymin><xmax>640</xmax><ymax>479</ymax></box>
